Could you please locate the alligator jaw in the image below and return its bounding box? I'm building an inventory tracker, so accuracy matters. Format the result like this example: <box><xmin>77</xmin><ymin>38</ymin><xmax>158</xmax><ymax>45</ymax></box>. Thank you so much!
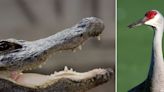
<box><xmin>0</xmin><ymin>17</ymin><xmax>104</xmax><ymax>72</ymax></box>
<box><xmin>33</xmin><ymin>17</ymin><xmax>105</xmax><ymax>52</ymax></box>
<box><xmin>0</xmin><ymin>67</ymin><xmax>113</xmax><ymax>90</ymax></box>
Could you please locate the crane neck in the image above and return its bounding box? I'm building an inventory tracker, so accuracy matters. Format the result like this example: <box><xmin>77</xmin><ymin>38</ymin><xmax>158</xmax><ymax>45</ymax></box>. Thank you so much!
<box><xmin>149</xmin><ymin>25</ymin><xmax>164</xmax><ymax>91</ymax></box>
<box><xmin>147</xmin><ymin>28</ymin><xmax>164</xmax><ymax>80</ymax></box>
<box><xmin>153</xmin><ymin>27</ymin><xmax>164</xmax><ymax>62</ymax></box>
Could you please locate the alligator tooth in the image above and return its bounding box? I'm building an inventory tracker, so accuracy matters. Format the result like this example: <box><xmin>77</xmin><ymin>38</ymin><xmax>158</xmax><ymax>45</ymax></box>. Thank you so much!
<box><xmin>70</xmin><ymin>68</ymin><xmax>73</xmax><ymax>71</ymax></box>
<box><xmin>72</xmin><ymin>49</ymin><xmax>76</xmax><ymax>53</ymax></box>
<box><xmin>91</xmin><ymin>78</ymin><xmax>94</xmax><ymax>82</ymax></box>
<box><xmin>78</xmin><ymin>45</ymin><xmax>82</xmax><ymax>50</ymax></box>
<box><xmin>19</xmin><ymin>72</ymin><xmax>23</xmax><ymax>75</ymax></box>
<box><xmin>64</xmin><ymin>66</ymin><xmax>68</xmax><ymax>71</ymax></box>
<box><xmin>97</xmin><ymin>36</ymin><xmax>101</xmax><ymax>41</ymax></box>
<box><xmin>39</xmin><ymin>65</ymin><xmax>42</xmax><ymax>68</ymax></box>
<box><xmin>54</xmin><ymin>71</ymin><xmax>57</xmax><ymax>74</ymax></box>
<box><xmin>50</xmin><ymin>74</ymin><xmax>54</xmax><ymax>77</ymax></box>
<box><xmin>43</xmin><ymin>62</ymin><xmax>46</xmax><ymax>65</ymax></box>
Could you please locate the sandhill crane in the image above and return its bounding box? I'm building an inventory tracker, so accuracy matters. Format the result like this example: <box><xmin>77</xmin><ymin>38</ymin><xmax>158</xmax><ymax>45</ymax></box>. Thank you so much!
<box><xmin>128</xmin><ymin>10</ymin><xmax>164</xmax><ymax>92</ymax></box>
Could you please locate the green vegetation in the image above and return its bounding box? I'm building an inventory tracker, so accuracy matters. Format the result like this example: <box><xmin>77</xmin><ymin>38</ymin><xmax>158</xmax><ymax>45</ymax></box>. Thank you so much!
<box><xmin>118</xmin><ymin>0</ymin><xmax>164</xmax><ymax>92</ymax></box>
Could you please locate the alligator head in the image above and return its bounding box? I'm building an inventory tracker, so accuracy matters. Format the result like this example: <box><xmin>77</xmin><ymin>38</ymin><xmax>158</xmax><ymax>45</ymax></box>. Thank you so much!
<box><xmin>0</xmin><ymin>17</ymin><xmax>113</xmax><ymax>91</ymax></box>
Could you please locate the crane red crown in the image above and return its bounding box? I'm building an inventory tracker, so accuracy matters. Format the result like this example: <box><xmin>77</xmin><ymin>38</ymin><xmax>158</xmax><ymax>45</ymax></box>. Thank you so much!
<box><xmin>145</xmin><ymin>10</ymin><xmax>157</xmax><ymax>20</ymax></box>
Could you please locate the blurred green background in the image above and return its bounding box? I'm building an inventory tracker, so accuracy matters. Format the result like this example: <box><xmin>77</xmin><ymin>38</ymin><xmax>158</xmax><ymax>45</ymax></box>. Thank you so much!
<box><xmin>118</xmin><ymin>0</ymin><xmax>164</xmax><ymax>92</ymax></box>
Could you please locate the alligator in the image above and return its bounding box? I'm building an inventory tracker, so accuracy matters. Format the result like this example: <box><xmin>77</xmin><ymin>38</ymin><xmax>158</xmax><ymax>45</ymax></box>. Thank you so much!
<box><xmin>0</xmin><ymin>17</ymin><xmax>113</xmax><ymax>92</ymax></box>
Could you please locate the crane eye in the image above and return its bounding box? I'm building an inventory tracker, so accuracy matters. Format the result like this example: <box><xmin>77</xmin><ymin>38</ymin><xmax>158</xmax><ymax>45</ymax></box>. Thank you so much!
<box><xmin>0</xmin><ymin>41</ymin><xmax>22</xmax><ymax>51</ymax></box>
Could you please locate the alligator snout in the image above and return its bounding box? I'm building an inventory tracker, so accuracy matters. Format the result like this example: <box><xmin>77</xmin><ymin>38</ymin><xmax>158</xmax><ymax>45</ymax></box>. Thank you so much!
<box><xmin>75</xmin><ymin>17</ymin><xmax>104</xmax><ymax>37</ymax></box>
<box><xmin>0</xmin><ymin>17</ymin><xmax>105</xmax><ymax>72</ymax></box>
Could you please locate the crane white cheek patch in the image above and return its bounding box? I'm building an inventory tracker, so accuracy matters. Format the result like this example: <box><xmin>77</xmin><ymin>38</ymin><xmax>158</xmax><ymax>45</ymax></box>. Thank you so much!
<box><xmin>145</xmin><ymin>13</ymin><xmax>163</xmax><ymax>28</ymax></box>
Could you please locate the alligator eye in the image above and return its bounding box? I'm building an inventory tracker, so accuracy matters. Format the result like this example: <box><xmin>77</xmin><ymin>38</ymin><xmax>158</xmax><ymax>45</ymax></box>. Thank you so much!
<box><xmin>0</xmin><ymin>41</ymin><xmax>22</xmax><ymax>51</ymax></box>
<box><xmin>77</xmin><ymin>23</ymin><xmax>87</xmax><ymax>28</ymax></box>
<box><xmin>0</xmin><ymin>41</ymin><xmax>11</xmax><ymax>51</ymax></box>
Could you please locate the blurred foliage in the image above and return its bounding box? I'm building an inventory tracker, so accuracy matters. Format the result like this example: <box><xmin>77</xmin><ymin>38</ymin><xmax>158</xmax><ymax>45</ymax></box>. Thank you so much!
<box><xmin>118</xmin><ymin>0</ymin><xmax>164</xmax><ymax>92</ymax></box>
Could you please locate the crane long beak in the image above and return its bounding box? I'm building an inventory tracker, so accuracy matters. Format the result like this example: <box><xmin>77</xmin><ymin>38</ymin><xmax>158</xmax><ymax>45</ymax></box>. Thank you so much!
<box><xmin>128</xmin><ymin>17</ymin><xmax>147</xmax><ymax>28</ymax></box>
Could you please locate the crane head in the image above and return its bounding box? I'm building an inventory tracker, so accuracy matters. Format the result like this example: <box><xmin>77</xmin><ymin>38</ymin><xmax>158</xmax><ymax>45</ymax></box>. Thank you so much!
<box><xmin>128</xmin><ymin>10</ymin><xmax>164</xmax><ymax>29</ymax></box>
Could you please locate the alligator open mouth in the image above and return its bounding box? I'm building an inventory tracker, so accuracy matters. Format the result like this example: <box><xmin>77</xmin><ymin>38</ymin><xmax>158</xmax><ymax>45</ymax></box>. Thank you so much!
<box><xmin>0</xmin><ymin>42</ymin><xmax>113</xmax><ymax>92</ymax></box>
<box><xmin>0</xmin><ymin>17</ymin><xmax>113</xmax><ymax>92</ymax></box>
<box><xmin>0</xmin><ymin>36</ymin><xmax>113</xmax><ymax>91</ymax></box>
<box><xmin>0</xmin><ymin>67</ymin><xmax>113</xmax><ymax>89</ymax></box>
